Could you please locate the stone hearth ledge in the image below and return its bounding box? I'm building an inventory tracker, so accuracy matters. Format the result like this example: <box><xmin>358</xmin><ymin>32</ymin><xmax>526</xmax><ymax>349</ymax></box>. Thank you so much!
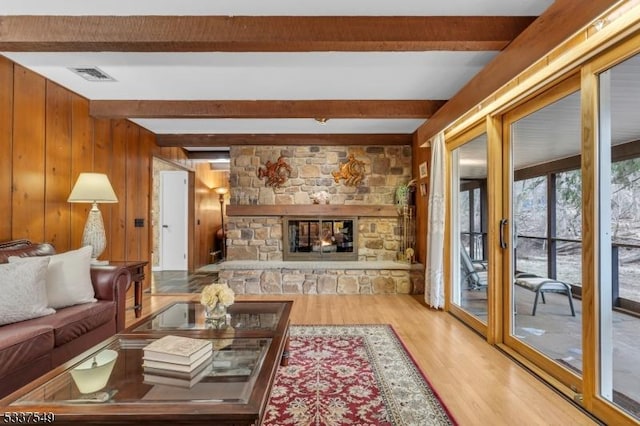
<box><xmin>201</xmin><ymin>260</ymin><xmax>421</xmax><ymax>271</ymax></box>
<box><xmin>199</xmin><ymin>261</ymin><xmax>425</xmax><ymax>295</ymax></box>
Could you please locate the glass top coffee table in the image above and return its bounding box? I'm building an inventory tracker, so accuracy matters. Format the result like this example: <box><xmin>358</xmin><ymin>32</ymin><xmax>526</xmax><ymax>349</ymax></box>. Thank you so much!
<box><xmin>0</xmin><ymin>301</ymin><xmax>292</xmax><ymax>425</ymax></box>
<box><xmin>131</xmin><ymin>301</ymin><xmax>289</xmax><ymax>334</ymax></box>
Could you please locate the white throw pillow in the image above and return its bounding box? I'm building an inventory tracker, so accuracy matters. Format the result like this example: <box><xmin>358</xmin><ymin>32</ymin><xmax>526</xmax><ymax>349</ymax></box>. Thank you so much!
<box><xmin>9</xmin><ymin>245</ymin><xmax>96</xmax><ymax>309</ymax></box>
<box><xmin>0</xmin><ymin>257</ymin><xmax>55</xmax><ymax>325</ymax></box>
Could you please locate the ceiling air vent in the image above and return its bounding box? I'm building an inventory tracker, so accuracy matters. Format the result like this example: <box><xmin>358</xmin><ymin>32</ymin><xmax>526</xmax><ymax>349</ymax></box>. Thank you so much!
<box><xmin>69</xmin><ymin>67</ymin><xmax>116</xmax><ymax>82</ymax></box>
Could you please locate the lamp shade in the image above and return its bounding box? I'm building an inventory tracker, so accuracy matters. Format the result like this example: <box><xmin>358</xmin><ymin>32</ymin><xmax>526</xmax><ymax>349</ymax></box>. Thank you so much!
<box><xmin>214</xmin><ymin>187</ymin><xmax>228</xmax><ymax>196</ymax></box>
<box><xmin>70</xmin><ymin>349</ymin><xmax>118</xmax><ymax>394</ymax></box>
<box><xmin>68</xmin><ymin>173</ymin><xmax>118</xmax><ymax>204</ymax></box>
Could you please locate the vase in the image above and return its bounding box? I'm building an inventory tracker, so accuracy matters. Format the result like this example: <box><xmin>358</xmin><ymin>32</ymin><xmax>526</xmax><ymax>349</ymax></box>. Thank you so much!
<box><xmin>204</xmin><ymin>302</ymin><xmax>228</xmax><ymax>328</ymax></box>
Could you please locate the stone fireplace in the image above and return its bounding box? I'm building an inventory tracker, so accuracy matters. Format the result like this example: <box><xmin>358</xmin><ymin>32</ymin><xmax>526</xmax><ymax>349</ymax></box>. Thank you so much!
<box><xmin>216</xmin><ymin>144</ymin><xmax>424</xmax><ymax>295</ymax></box>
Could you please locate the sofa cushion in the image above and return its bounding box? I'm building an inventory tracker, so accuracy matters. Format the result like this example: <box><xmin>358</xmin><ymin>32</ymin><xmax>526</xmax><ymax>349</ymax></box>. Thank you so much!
<box><xmin>0</xmin><ymin>324</ymin><xmax>54</xmax><ymax>378</ymax></box>
<box><xmin>0</xmin><ymin>241</ymin><xmax>56</xmax><ymax>264</ymax></box>
<box><xmin>27</xmin><ymin>301</ymin><xmax>116</xmax><ymax>347</ymax></box>
<box><xmin>10</xmin><ymin>245</ymin><xmax>96</xmax><ymax>309</ymax></box>
<box><xmin>0</xmin><ymin>258</ymin><xmax>55</xmax><ymax>326</ymax></box>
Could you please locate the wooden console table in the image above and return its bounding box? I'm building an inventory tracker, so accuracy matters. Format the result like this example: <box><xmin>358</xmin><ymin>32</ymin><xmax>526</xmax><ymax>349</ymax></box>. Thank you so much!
<box><xmin>108</xmin><ymin>260</ymin><xmax>149</xmax><ymax>318</ymax></box>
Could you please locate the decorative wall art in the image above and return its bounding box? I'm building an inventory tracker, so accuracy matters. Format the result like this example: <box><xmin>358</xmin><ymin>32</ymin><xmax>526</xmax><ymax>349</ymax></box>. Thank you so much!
<box><xmin>257</xmin><ymin>156</ymin><xmax>292</xmax><ymax>189</ymax></box>
<box><xmin>331</xmin><ymin>154</ymin><xmax>365</xmax><ymax>186</ymax></box>
<box><xmin>419</xmin><ymin>161</ymin><xmax>429</xmax><ymax>179</ymax></box>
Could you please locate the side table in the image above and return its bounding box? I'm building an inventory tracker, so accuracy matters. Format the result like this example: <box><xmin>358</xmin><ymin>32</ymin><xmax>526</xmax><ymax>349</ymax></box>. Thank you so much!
<box><xmin>108</xmin><ymin>260</ymin><xmax>149</xmax><ymax>318</ymax></box>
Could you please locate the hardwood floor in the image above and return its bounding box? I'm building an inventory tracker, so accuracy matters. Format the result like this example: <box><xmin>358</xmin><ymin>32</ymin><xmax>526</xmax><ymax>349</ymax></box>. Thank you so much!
<box><xmin>125</xmin><ymin>293</ymin><xmax>600</xmax><ymax>426</ymax></box>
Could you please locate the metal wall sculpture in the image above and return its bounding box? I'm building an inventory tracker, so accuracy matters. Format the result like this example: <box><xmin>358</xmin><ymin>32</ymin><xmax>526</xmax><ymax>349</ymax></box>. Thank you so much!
<box><xmin>331</xmin><ymin>154</ymin><xmax>365</xmax><ymax>186</ymax></box>
<box><xmin>257</xmin><ymin>156</ymin><xmax>292</xmax><ymax>189</ymax></box>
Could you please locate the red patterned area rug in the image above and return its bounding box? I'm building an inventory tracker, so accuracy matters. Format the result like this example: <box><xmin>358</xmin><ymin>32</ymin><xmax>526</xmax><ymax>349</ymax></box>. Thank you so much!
<box><xmin>263</xmin><ymin>325</ymin><xmax>456</xmax><ymax>426</ymax></box>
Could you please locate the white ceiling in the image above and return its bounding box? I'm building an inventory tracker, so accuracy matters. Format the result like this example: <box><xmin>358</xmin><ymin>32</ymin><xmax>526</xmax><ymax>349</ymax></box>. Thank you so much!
<box><xmin>1</xmin><ymin>1</ymin><xmax>553</xmax><ymax>17</ymax></box>
<box><xmin>1</xmin><ymin>0</ymin><xmax>554</xmax><ymax>149</ymax></box>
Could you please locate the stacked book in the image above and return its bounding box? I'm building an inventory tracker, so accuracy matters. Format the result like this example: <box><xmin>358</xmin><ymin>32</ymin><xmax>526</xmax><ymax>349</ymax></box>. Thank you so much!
<box><xmin>142</xmin><ymin>335</ymin><xmax>213</xmax><ymax>388</ymax></box>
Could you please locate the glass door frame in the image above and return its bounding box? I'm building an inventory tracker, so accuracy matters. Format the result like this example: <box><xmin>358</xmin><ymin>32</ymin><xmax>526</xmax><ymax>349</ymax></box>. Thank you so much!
<box><xmin>447</xmin><ymin>122</ymin><xmax>494</xmax><ymax>337</ymax></box>
<box><xmin>580</xmin><ymin>31</ymin><xmax>640</xmax><ymax>426</ymax></box>
<box><xmin>440</xmin><ymin>7</ymin><xmax>640</xmax><ymax>424</ymax></box>
<box><xmin>500</xmin><ymin>74</ymin><xmax>584</xmax><ymax>394</ymax></box>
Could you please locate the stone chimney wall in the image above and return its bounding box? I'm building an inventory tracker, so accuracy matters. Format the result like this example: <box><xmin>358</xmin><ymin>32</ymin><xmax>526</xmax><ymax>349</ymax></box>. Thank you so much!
<box><xmin>225</xmin><ymin>145</ymin><xmax>413</xmax><ymax>262</ymax></box>
<box><xmin>229</xmin><ymin>145</ymin><xmax>412</xmax><ymax>206</ymax></box>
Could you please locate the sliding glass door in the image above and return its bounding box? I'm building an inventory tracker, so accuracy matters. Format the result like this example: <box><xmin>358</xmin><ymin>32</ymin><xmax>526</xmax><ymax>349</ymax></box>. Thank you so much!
<box><xmin>595</xmin><ymin>51</ymin><xmax>640</xmax><ymax>422</ymax></box>
<box><xmin>443</xmin><ymin>24</ymin><xmax>640</xmax><ymax>425</ymax></box>
<box><xmin>449</xmin><ymin>126</ymin><xmax>489</xmax><ymax>332</ymax></box>
<box><xmin>503</xmin><ymin>77</ymin><xmax>584</xmax><ymax>391</ymax></box>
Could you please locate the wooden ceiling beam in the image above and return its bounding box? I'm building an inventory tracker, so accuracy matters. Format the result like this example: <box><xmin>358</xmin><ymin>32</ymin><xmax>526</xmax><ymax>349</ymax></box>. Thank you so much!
<box><xmin>0</xmin><ymin>16</ymin><xmax>535</xmax><ymax>52</ymax></box>
<box><xmin>90</xmin><ymin>100</ymin><xmax>444</xmax><ymax>119</ymax></box>
<box><xmin>415</xmin><ymin>0</ymin><xmax>621</xmax><ymax>143</ymax></box>
<box><xmin>157</xmin><ymin>134</ymin><xmax>412</xmax><ymax>147</ymax></box>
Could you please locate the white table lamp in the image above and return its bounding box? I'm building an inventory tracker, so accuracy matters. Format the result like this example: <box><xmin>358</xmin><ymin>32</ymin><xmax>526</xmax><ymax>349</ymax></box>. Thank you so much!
<box><xmin>68</xmin><ymin>173</ymin><xmax>118</xmax><ymax>264</ymax></box>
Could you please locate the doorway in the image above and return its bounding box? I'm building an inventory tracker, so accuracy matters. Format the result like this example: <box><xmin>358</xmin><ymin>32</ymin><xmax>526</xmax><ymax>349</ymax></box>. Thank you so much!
<box><xmin>159</xmin><ymin>170</ymin><xmax>188</xmax><ymax>271</ymax></box>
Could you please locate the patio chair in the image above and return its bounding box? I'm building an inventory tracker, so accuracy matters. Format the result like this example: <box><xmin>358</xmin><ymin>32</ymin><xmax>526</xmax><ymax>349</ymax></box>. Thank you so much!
<box><xmin>460</xmin><ymin>247</ymin><xmax>487</xmax><ymax>290</ymax></box>
<box><xmin>514</xmin><ymin>272</ymin><xmax>575</xmax><ymax>316</ymax></box>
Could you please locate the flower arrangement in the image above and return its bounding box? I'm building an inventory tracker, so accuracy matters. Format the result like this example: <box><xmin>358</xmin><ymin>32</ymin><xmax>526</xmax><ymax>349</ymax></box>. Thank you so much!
<box><xmin>200</xmin><ymin>283</ymin><xmax>235</xmax><ymax>309</ymax></box>
<box><xmin>311</xmin><ymin>190</ymin><xmax>330</xmax><ymax>204</ymax></box>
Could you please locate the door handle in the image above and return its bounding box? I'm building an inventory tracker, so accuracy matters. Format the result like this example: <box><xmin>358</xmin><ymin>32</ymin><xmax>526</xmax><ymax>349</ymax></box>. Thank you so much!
<box><xmin>162</xmin><ymin>225</ymin><xmax>169</xmax><ymax>228</ymax></box>
<box><xmin>499</xmin><ymin>219</ymin><xmax>508</xmax><ymax>249</ymax></box>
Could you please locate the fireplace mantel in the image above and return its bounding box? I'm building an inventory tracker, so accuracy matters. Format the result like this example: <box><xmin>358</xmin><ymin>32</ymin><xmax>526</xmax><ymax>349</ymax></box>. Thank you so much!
<box><xmin>226</xmin><ymin>204</ymin><xmax>398</xmax><ymax>217</ymax></box>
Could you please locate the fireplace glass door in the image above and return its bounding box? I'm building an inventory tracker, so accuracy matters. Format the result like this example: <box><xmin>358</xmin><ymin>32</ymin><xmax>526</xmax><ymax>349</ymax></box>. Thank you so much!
<box><xmin>283</xmin><ymin>217</ymin><xmax>357</xmax><ymax>261</ymax></box>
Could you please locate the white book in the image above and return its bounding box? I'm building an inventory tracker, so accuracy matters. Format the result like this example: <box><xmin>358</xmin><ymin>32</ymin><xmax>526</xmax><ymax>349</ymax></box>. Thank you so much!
<box><xmin>143</xmin><ymin>354</ymin><xmax>212</xmax><ymax>379</ymax></box>
<box><xmin>143</xmin><ymin>335</ymin><xmax>212</xmax><ymax>365</ymax></box>
<box><xmin>144</xmin><ymin>364</ymin><xmax>211</xmax><ymax>389</ymax></box>
<box><xmin>143</xmin><ymin>346</ymin><xmax>212</xmax><ymax>372</ymax></box>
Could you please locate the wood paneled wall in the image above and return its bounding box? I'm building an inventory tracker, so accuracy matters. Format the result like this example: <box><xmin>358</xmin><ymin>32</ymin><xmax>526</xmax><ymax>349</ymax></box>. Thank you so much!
<box><xmin>0</xmin><ymin>59</ymin><xmax>150</xmax><ymax>258</ymax></box>
<box><xmin>0</xmin><ymin>53</ymin><xmax>425</xmax><ymax>272</ymax></box>
<box><xmin>413</xmin><ymin>134</ymin><xmax>430</xmax><ymax>265</ymax></box>
<box><xmin>193</xmin><ymin>164</ymin><xmax>229</xmax><ymax>267</ymax></box>
<box><xmin>0</xmin><ymin>57</ymin><xmax>216</xmax><ymax>286</ymax></box>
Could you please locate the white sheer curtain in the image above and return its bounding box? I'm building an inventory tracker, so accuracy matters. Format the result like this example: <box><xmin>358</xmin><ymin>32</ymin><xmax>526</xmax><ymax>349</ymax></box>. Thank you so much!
<box><xmin>425</xmin><ymin>132</ymin><xmax>446</xmax><ymax>308</ymax></box>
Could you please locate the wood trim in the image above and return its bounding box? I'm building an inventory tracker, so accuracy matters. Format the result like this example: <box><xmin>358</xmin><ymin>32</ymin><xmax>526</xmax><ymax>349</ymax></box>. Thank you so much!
<box><xmin>446</xmin><ymin>122</ymin><xmax>485</xmax><ymax>151</ymax></box>
<box><xmin>500</xmin><ymin>69</ymin><xmax>585</xmax><ymax>396</ymax></box>
<box><xmin>226</xmin><ymin>204</ymin><xmax>398</xmax><ymax>217</ymax></box>
<box><xmin>412</xmin><ymin>132</ymin><xmax>430</xmax><ymax>264</ymax></box>
<box><xmin>580</xmin><ymin>60</ymin><xmax>599</xmax><ymax>418</ymax></box>
<box><xmin>486</xmin><ymin>114</ymin><xmax>503</xmax><ymax>345</ymax></box>
<box><xmin>415</xmin><ymin>0</ymin><xmax>621</xmax><ymax>144</ymax></box>
<box><xmin>157</xmin><ymin>133</ymin><xmax>412</xmax><ymax>147</ymax></box>
<box><xmin>0</xmin><ymin>16</ymin><xmax>534</xmax><ymax>52</ymax></box>
<box><xmin>89</xmin><ymin>100</ymin><xmax>443</xmax><ymax>119</ymax></box>
<box><xmin>579</xmin><ymin>31</ymin><xmax>640</xmax><ymax>426</ymax></box>
<box><xmin>0</xmin><ymin>57</ymin><xmax>13</xmax><ymax>241</ymax></box>
<box><xmin>443</xmin><ymin>141</ymin><xmax>452</xmax><ymax>312</ymax></box>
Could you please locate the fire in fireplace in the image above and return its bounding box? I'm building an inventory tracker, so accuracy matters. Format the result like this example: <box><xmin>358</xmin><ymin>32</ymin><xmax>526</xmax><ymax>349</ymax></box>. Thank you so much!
<box><xmin>283</xmin><ymin>217</ymin><xmax>357</xmax><ymax>261</ymax></box>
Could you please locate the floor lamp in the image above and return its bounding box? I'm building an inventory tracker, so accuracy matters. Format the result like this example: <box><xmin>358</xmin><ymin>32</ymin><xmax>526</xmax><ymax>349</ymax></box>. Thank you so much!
<box><xmin>215</xmin><ymin>187</ymin><xmax>229</xmax><ymax>260</ymax></box>
<box><xmin>68</xmin><ymin>173</ymin><xmax>118</xmax><ymax>264</ymax></box>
